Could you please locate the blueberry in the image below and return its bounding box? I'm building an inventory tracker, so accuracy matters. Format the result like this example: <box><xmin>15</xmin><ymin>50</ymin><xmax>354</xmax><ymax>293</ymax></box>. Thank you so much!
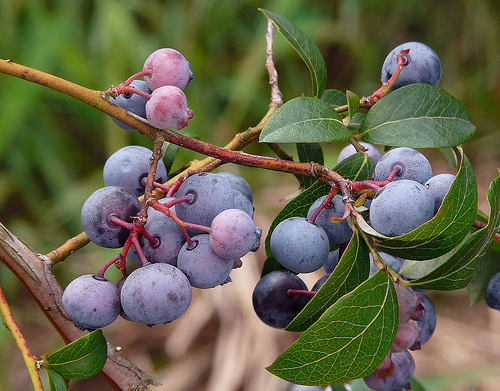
<box><xmin>364</xmin><ymin>350</ymin><xmax>415</xmax><ymax>391</ymax></box>
<box><xmin>174</xmin><ymin>172</ymin><xmax>236</xmax><ymax>233</ymax></box>
<box><xmin>486</xmin><ymin>271</ymin><xmax>500</xmax><ymax>310</ymax></box>
<box><xmin>140</xmin><ymin>218</ymin><xmax>186</xmax><ymax>265</ymax></box>
<box><xmin>177</xmin><ymin>234</ymin><xmax>234</xmax><ymax>289</ymax></box>
<box><xmin>62</xmin><ymin>275</ymin><xmax>120</xmax><ymax>331</ymax></box>
<box><xmin>424</xmin><ymin>173</ymin><xmax>456</xmax><ymax>214</ymax></box>
<box><xmin>323</xmin><ymin>248</ymin><xmax>340</xmax><ymax>274</ymax></box>
<box><xmin>270</xmin><ymin>216</ymin><xmax>330</xmax><ymax>273</ymax></box>
<box><xmin>145</xmin><ymin>197</ymin><xmax>176</xmax><ymax>226</ymax></box>
<box><xmin>103</xmin><ymin>145</ymin><xmax>168</xmax><ymax>197</ymax></box>
<box><xmin>369</xmin><ymin>180</ymin><xmax>434</xmax><ymax>237</ymax></box>
<box><xmin>215</xmin><ymin>172</ymin><xmax>254</xmax><ymax>203</ymax></box>
<box><xmin>232</xmin><ymin>189</ymin><xmax>254</xmax><ymax>218</ymax></box>
<box><xmin>81</xmin><ymin>186</ymin><xmax>141</xmax><ymax>248</ymax></box>
<box><xmin>337</xmin><ymin>141</ymin><xmax>382</xmax><ymax>165</ymax></box>
<box><xmin>417</xmin><ymin>294</ymin><xmax>437</xmax><ymax>345</ymax></box>
<box><xmin>312</xmin><ymin>274</ymin><xmax>330</xmax><ymax>292</ymax></box>
<box><xmin>369</xmin><ymin>252</ymin><xmax>405</xmax><ymax>277</ymax></box>
<box><xmin>209</xmin><ymin>208</ymin><xmax>262</xmax><ymax>260</ymax></box>
<box><xmin>120</xmin><ymin>263</ymin><xmax>192</xmax><ymax>325</ymax></box>
<box><xmin>109</xmin><ymin>80</ymin><xmax>152</xmax><ymax>131</ymax></box>
<box><xmin>306</xmin><ymin>194</ymin><xmax>353</xmax><ymax>246</ymax></box>
<box><xmin>252</xmin><ymin>270</ymin><xmax>311</xmax><ymax>329</ymax></box>
<box><xmin>373</xmin><ymin>147</ymin><xmax>432</xmax><ymax>184</ymax></box>
<box><xmin>145</xmin><ymin>85</ymin><xmax>193</xmax><ymax>130</ymax></box>
<box><xmin>143</xmin><ymin>48</ymin><xmax>193</xmax><ymax>91</ymax></box>
<box><xmin>381</xmin><ymin>41</ymin><xmax>442</xmax><ymax>91</ymax></box>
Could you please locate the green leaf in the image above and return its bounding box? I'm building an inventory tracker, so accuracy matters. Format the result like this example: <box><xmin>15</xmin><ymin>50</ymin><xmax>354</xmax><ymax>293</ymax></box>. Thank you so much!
<box><xmin>260</xmin><ymin>9</ymin><xmax>327</xmax><ymax>97</ymax></box>
<box><xmin>162</xmin><ymin>142</ymin><xmax>180</xmax><ymax>174</ymax></box>
<box><xmin>297</xmin><ymin>143</ymin><xmax>324</xmax><ymax>188</ymax></box>
<box><xmin>260</xmin><ymin>97</ymin><xmax>351</xmax><ymax>144</ymax></box>
<box><xmin>357</xmin><ymin>148</ymin><xmax>477</xmax><ymax>260</ymax></box>
<box><xmin>46</xmin><ymin>368</ymin><xmax>67</xmax><ymax>391</ymax></box>
<box><xmin>321</xmin><ymin>89</ymin><xmax>347</xmax><ymax>108</ymax></box>
<box><xmin>407</xmin><ymin>171</ymin><xmax>500</xmax><ymax>290</ymax></box>
<box><xmin>43</xmin><ymin>329</ymin><xmax>107</xmax><ymax>380</ymax></box>
<box><xmin>264</xmin><ymin>155</ymin><xmax>374</xmax><ymax>258</ymax></box>
<box><xmin>267</xmin><ymin>271</ymin><xmax>398</xmax><ymax>385</ymax></box>
<box><xmin>409</xmin><ymin>376</ymin><xmax>429</xmax><ymax>391</ymax></box>
<box><xmin>346</xmin><ymin>90</ymin><xmax>360</xmax><ymax>125</ymax></box>
<box><xmin>348</xmin><ymin>112</ymin><xmax>366</xmax><ymax>134</ymax></box>
<box><xmin>330</xmin><ymin>384</ymin><xmax>349</xmax><ymax>391</ymax></box>
<box><xmin>286</xmin><ymin>229</ymin><xmax>370</xmax><ymax>331</ymax></box>
<box><xmin>359</xmin><ymin>84</ymin><xmax>476</xmax><ymax>148</ymax></box>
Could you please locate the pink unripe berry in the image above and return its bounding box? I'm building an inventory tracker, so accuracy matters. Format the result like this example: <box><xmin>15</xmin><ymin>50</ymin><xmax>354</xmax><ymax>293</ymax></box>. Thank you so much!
<box><xmin>146</xmin><ymin>85</ymin><xmax>193</xmax><ymax>130</ymax></box>
<box><xmin>374</xmin><ymin>353</ymin><xmax>395</xmax><ymax>378</ymax></box>
<box><xmin>210</xmin><ymin>209</ymin><xmax>262</xmax><ymax>259</ymax></box>
<box><xmin>391</xmin><ymin>320</ymin><xmax>422</xmax><ymax>353</ymax></box>
<box><xmin>393</xmin><ymin>283</ymin><xmax>425</xmax><ymax>326</ymax></box>
<box><xmin>143</xmin><ymin>48</ymin><xmax>193</xmax><ymax>90</ymax></box>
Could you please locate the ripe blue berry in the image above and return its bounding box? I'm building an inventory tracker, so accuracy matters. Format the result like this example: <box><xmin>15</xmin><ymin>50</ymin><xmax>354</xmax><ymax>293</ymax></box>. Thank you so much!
<box><xmin>120</xmin><ymin>263</ymin><xmax>192</xmax><ymax>325</ymax></box>
<box><xmin>215</xmin><ymin>172</ymin><xmax>254</xmax><ymax>203</ymax></box>
<box><xmin>417</xmin><ymin>294</ymin><xmax>437</xmax><ymax>345</ymax></box>
<box><xmin>109</xmin><ymin>80</ymin><xmax>152</xmax><ymax>131</ymax></box>
<box><xmin>486</xmin><ymin>271</ymin><xmax>500</xmax><ymax>311</ymax></box>
<box><xmin>424</xmin><ymin>173</ymin><xmax>456</xmax><ymax>214</ymax></box>
<box><xmin>373</xmin><ymin>147</ymin><xmax>432</xmax><ymax>184</ymax></box>
<box><xmin>81</xmin><ymin>186</ymin><xmax>141</xmax><ymax>248</ymax></box>
<box><xmin>369</xmin><ymin>180</ymin><xmax>434</xmax><ymax>237</ymax></box>
<box><xmin>174</xmin><ymin>172</ymin><xmax>236</xmax><ymax>233</ymax></box>
<box><xmin>337</xmin><ymin>141</ymin><xmax>382</xmax><ymax>165</ymax></box>
<box><xmin>381</xmin><ymin>41</ymin><xmax>442</xmax><ymax>91</ymax></box>
<box><xmin>323</xmin><ymin>248</ymin><xmax>340</xmax><ymax>274</ymax></box>
<box><xmin>177</xmin><ymin>234</ymin><xmax>234</xmax><ymax>289</ymax></box>
<box><xmin>62</xmin><ymin>275</ymin><xmax>120</xmax><ymax>331</ymax></box>
<box><xmin>306</xmin><ymin>194</ymin><xmax>353</xmax><ymax>246</ymax></box>
<box><xmin>369</xmin><ymin>252</ymin><xmax>405</xmax><ymax>277</ymax></box>
<box><xmin>139</xmin><ymin>218</ymin><xmax>185</xmax><ymax>265</ymax></box>
<box><xmin>270</xmin><ymin>216</ymin><xmax>330</xmax><ymax>273</ymax></box>
<box><xmin>364</xmin><ymin>350</ymin><xmax>415</xmax><ymax>391</ymax></box>
<box><xmin>252</xmin><ymin>271</ymin><xmax>311</xmax><ymax>329</ymax></box>
<box><xmin>103</xmin><ymin>145</ymin><xmax>168</xmax><ymax>197</ymax></box>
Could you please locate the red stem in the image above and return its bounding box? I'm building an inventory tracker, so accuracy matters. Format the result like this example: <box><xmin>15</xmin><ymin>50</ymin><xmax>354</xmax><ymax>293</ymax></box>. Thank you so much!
<box><xmin>287</xmin><ymin>289</ymin><xmax>316</xmax><ymax>298</ymax></box>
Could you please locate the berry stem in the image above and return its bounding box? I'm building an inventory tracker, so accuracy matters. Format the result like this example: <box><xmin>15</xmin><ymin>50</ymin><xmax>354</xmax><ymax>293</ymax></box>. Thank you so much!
<box><xmin>351</xmin><ymin>166</ymin><xmax>401</xmax><ymax>194</ymax></box>
<box><xmin>121</xmin><ymin>85</ymin><xmax>151</xmax><ymax>100</ymax></box>
<box><xmin>286</xmin><ymin>289</ymin><xmax>316</xmax><ymax>298</ymax></box>
<box><xmin>308</xmin><ymin>186</ymin><xmax>339</xmax><ymax>224</ymax></box>
<box><xmin>363</xmin><ymin>49</ymin><xmax>410</xmax><ymax>106</ymax></box>
<box><xmin>122</xmin><ymin>70</ymin><xmax>153</xmax><ymax>88</ymax></box>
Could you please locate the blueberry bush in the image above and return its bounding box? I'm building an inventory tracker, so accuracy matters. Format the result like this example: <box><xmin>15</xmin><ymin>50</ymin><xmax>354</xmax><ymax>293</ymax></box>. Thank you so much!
<box><xmin>0</xmin><ymin>6</ymin><xmax>500</xmax><ymax>391</ymax></box>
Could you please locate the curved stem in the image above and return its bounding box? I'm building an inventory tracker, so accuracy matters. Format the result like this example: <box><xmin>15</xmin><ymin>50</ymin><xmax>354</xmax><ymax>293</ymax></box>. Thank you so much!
<box><xmin>0</xmin><ymin>284</ymin><xmax>44</xmax><ymax>391</ymax></box>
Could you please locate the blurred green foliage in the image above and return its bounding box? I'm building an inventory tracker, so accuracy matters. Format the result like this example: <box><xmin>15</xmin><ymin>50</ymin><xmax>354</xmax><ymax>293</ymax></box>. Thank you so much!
<box><xmin>0</xmin><ymin>0</ymin><xmax>499</xmax><ymax>389</ymax></box>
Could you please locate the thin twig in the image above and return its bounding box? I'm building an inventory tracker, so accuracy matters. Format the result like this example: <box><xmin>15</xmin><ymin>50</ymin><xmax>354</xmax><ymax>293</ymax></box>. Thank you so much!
<box><xmin>0</xmin><ymin>284</ymin><xmax>44</xmax><ymax>391</ymax></box>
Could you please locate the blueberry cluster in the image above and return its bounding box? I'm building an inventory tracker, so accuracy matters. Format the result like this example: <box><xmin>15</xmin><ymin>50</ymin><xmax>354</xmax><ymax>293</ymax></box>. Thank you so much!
<box><xmin>63</xmin><ymin>144</ymin><xmax>261</xmax><ymax>330</ymax></box>
<box><xmin>109</xmin><ymin>47</ymin><xmax>194</xmax><ymax>131</ymax></box>
<box><xmin>253</xmin><ymin>145</ymin><xmax>452</xmax><ymax>329</ymax></box>
<box><xmin>252</xmin><ymin>145</ymin><xmax>447</xmax><ymax>390</ymax></box>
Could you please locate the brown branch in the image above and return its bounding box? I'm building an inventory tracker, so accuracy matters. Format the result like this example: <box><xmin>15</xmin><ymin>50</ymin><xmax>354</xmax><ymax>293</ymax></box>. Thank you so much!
<box><xmin>0</xmin><ymin>223</ymin><xmax>161</xmax><ymax>390</ymax></box>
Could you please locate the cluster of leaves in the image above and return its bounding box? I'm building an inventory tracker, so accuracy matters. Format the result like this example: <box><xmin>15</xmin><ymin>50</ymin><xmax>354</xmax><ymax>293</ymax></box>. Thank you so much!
<box><xmin>258</xmin><ymin>9</ymin><xmax>500</xmax><ymax>387</ymax></box>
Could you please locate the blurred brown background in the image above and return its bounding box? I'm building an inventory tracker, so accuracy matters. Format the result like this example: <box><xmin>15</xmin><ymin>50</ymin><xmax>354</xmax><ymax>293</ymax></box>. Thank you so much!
<box><xmin>1</xmin><ymin>0</ymin><xmax>500</xmax><ymax>390</ymax></box>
